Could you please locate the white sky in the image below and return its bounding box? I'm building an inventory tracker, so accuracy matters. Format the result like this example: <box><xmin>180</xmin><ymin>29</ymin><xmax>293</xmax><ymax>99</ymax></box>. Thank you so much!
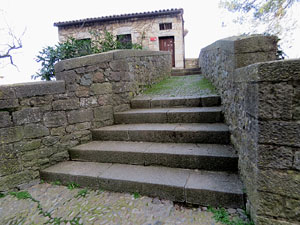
<box><xmin>0</xmin><ymin>0</ymin><xmax>299</xmax><ymax>85</ymax></box>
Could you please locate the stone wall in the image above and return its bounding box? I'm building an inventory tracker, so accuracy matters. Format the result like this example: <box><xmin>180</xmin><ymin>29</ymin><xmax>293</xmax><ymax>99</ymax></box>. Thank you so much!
<box><xmin>57</xmin><ymin>14</ymin><xmax>185</xmax><ymax>68</ymax></box>
<box><xmin>0</xmin><ymin>50</ymin><xmax>171</xmax><ymax>192</ymax></box>
<box><xmin>199</xmin><ymin>35</ymin><xmax>300</xmax><ymax>225</ymax></box>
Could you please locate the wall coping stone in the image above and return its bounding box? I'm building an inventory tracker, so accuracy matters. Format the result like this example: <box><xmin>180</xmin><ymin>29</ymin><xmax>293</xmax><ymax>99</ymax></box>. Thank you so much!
<box><xmin>0</xmin><ymin>80</ymin><xmax>65</xmax><ymax>98</ymax></box>
<box><xmin>55</xmin><ymin>50</ymin><xmax>171</xmax><ymax>72</ymax></box>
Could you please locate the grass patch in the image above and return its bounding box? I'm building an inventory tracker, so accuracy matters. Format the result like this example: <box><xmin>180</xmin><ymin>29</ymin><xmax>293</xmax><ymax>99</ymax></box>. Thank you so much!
<box><xmin>9</xmin><ymin>191</ymin><xmax>32</xmax><ymax>200</ymax></box>
<box><xmin>76</xmin><ymin>189</ymin><xmax>88</xmax><ymax>198</ymax></box>
<box><xmin>208</xmin><ymin>207</ymin><xmax>254</xmax><ymax>225</ymax></box>
<box><xmin>133</xmin><ymin>192</ymin><xmax>141</xmax><ymax>199</ymax></box>
<box><xmin>67</xmin><ymin>182</ymin><xmax>80</xmax><ymax>190</ymax></box>
<box><xmin>0</xmin><ymin>193</ymin><xmax>6</xmax><ymax>198</ymax></box>
<box><xmin>143</xmin><ymin>75</ymin><xmax>217</xmax><ymax>96</ymax></box>
<box><xmin>51</xmin><ymin>180</ymin><xmax>62</xmax><ymax>185</ymax></box>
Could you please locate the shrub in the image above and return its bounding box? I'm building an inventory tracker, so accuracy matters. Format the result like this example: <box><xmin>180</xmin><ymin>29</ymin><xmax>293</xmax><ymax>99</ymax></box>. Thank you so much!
<box><xmin>33</xmin><ymin>31</ymin><xmax>142</xmax><ymax>81</ymax></box>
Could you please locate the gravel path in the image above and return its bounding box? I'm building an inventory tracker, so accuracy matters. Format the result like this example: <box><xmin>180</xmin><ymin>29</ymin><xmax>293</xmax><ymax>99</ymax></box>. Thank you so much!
<box><xmin>0</xmin><ymin>182</ymin><xmax>222</xmax><ymax>225</ymax></box>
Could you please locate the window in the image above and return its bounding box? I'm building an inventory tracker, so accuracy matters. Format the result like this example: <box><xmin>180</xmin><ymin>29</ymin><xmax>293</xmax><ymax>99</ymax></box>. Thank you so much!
<box><xmin>159</xmin><ymin>23</ymin><xmax>172</xmax><ymax>30</ymax></box>
<box><xmin>117</xmin><ymin>34</ymin><xmax>132</xmax><ymax>49</ymax></box>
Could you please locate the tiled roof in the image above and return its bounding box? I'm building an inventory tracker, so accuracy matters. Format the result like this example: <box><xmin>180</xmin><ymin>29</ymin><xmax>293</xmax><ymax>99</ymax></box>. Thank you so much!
<box><xmin>54</xmin><ymin>8</ymin><xmax>183</xmax><ymax>27</ymax></box>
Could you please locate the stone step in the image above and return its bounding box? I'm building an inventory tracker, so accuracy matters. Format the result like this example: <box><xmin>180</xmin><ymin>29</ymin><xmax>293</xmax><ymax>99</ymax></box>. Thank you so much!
<box><xmin>171</xmin><ymin>68</ymin><xmax>202</xmax><ymax>76</ymax></box>
<box><xmin>70</xmin><ymin>141</ymin><xmax>238</xmax><ymax>171</ymax></box>
<box><xmin>131</xmin><ymin>96</ymin><xmax>220</xmax><ymax>109</ymax></box>
<box><xmin>92</xmin><ymin>123</ymin><xmax>230</xmax><ymax>144</ymax></box>
<box><xmin>114</xmin><ymin>107</ymin><xmax>223</xmax><ymax>124</ymax></box>
<box><xmin>40</xmin><ymin>161</ymin><xmax>244</xmax><ymax>208</ymax></box>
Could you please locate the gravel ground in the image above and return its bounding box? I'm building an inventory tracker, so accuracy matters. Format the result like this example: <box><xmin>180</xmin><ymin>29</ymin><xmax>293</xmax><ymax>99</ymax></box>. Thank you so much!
<box><xmin>0</xmin><ymin>182</ymin><xmax>224</xmax><ymax>225</ymax></box>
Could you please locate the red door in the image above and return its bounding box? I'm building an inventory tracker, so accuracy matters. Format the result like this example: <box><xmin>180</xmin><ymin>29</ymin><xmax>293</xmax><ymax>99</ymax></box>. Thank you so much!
<box><xmin>159</xmin><ymin>36</ymin><xmax>175</xmax><ymax>67</ymax></box>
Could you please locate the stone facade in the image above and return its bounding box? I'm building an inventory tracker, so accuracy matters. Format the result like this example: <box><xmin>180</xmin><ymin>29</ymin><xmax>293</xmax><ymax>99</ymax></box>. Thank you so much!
<box><xmin>0</xmin><ymin>50</ymin><xmax>171</xmax><ymax>192</ymax></box>
<box><xmin>200</xmin><ymin>35</ymin><xmax>300</xmax><ymax>225</ymax></box>
<box><xmin>55</xmin><ymin>9</ymin><xmax>185</xmax><ymax>68</ymax></box>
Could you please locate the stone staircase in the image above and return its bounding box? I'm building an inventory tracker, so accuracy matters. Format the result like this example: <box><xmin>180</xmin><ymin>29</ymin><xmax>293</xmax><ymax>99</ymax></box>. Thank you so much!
<box><xmin>171</xmin><ymin>68</ymin><xmax>202</xmax><ymax>76</ymax></box>
<box><xmin>41</xmin><ymin>95</ymin><xmax>244</xmax><ymax>208</ymax></box>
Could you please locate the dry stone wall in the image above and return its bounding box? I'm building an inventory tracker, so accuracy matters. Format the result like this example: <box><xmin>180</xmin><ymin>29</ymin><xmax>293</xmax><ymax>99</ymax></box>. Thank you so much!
<box><xmin>0</xmin><ymin>50</ymin><xmax>171</xmax><ymax>192</ymax></box>
<box><xmin>199</xmin><ymin>35</ymin><xmax>300</xmax><ymax>225</ymax></box>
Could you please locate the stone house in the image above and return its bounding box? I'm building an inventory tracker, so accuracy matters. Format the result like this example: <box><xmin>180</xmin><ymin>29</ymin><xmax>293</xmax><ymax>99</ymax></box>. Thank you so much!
<box><xmin>54</xmin><ymin>8</ymin><xmax>185</xmax><ymax>68</ymax></box>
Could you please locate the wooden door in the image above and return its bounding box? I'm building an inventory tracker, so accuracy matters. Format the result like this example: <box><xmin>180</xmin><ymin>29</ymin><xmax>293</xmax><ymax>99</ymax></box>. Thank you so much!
<box><xmin>159</xmin><ymin>36</ymin><xmax>175</xmax><ymax>67</ymax></box>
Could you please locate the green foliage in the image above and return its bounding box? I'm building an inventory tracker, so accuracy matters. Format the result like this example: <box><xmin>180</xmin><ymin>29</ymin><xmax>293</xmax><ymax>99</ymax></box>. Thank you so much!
<box><xmin>220</xmin><ymin>0</ymin><xmax>299</xmax><ymax>34</ymax></box>
<box><xmin>51</xmin><ymin>180</ymin><xmax>62</xmax><ymax>185</ymax></box>
<box><xmin>0</xmin><ymin>192</ymin><xmax>6</xmax><ymax>198</ymax></box>
<box><xmin>133</xmin><ymin>192</ymin><xmax>141</xmax><ymax>199</ymax></box>
<box><xmin>33</xmin><ymin>38</ymin><xmax>99</xmax><ymax>81</ymax></box>
<box><xmin>76</xmin><ymin>189</ymin><xmax>88</xmax><ymax>198</ymax></box>
<box><xmin>34</xmin><ymin>30</ymin><xmax>142</xmax><ymax>81</ymax></box>
<box><xmin>208</xmin><ymin>207</ymin><xmax>254</xmax><ymax>225</ymax></box>
<box><xmin>9</xmin><ymin>191</ymin><xmax>32</xmax><ymax>200</ymax></box>
<box><xmin>67</xmin><ymin>182</ymin><xmax>80</xmax><ymax>190</ymax></box>
<box><xmin>220</xmin><ymin>0</ymin><xmax>298</xmax><ymax>20</ymax></box>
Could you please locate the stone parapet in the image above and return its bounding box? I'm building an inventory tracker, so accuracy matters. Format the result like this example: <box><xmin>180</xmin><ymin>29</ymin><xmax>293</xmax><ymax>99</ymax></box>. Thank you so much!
<box><xmin>0</xmin><ymin>50</ymin><xmax>171</xmax><ymax>192</ymax></box>
<box><xmin>199</xmin><ymin>35</ymin><xmax>300</xmax><ymax>225</ymax></box>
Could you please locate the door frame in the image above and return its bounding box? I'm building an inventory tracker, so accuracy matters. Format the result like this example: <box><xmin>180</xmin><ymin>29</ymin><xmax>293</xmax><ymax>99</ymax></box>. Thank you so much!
<box><xmin>159</xmin><ymin>36</ymin><xmax>175</xmax><ymax>67</ymax></box>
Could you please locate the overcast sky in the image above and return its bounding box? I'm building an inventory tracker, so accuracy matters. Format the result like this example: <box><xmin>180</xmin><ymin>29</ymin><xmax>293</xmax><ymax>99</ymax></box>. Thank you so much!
<box><xmin>0</xmin><ymin>0</ymin><xmax>299</xmax><ymax>85</ymax></box>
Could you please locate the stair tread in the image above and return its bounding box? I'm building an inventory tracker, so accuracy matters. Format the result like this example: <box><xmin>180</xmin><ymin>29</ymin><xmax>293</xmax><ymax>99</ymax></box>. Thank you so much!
<box><xmin>71</xmin><ymin>141</ymin><xmax>237</xmax><ymax>158</ymax></box>
<box><xmin>42</xmin><ymin>161</ymin><xmax>243</xmax><ymax>195</ymax></box>
<box><xmin>93</xmin><ymin>123</ymin><xmax>229</xmax><ymax>132</ymax></box>
<box><xmin>114</xmin><ymin>107</ymin><xmax>222</xmax><ymax>114</ymax></box>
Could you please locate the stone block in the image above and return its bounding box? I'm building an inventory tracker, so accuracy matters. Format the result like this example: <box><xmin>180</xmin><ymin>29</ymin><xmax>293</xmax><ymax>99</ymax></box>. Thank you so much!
<box><xmin>258</xmin><ymin>169</ymin><xmax>300</xmax><ymax>199</ymax></box>
<box><xmin>14</xmin><ymin>139</ymin><xmax>41</xmax><ymax>152</ymax></box>
<box><xmin>75</xmin><ymin>86</ymin><xmax>90</xmax><ymax>97</ymax></box>
<box><xmin>0</xmin><ymin>144</ymin><xmax>17</xmax><ymax>159</ymax></box>
<box><xmin>66</xmin><ymin>122</ymin><xmax>91</xmax><ymax>133</ymax></box>
<box><xmin>0</xmin><ymin>126</ymin><xmax>24</xmax><ymax>144</ymax></box>
<box><xmin>256</xmin><ymin>216</ymin><xmax>295</xmax><ymax>225</ymax></box>
<box><xmin>259</xmin><ymin>121</ymin><xmax>300</xmax><ymax>147</ymax></box>
<box><xmin>93</xmin><ymin>106</ymin><xmax>113</xmax><ymax>122</ymax></box>
<box><xmin>52</xmin><ymin>98</ymin><xmax>79</xmax><ymax>110</ymax></box>
<box><xmin>0</xmin><ymin>158</ymin><xmax>22</xmax><ymax>176</ymax></box>
<box><xmin>80</xmin><ymin>73</ymin><xmax>93</xmax><ymax>86</ymax></box>
<box><xmin>109</xmin><ymin>60</ymin><xmax>129</xmax><ymax>71</ymax></box>
<box><xmin>234</xmin><ymin>35</ymin><xmax>277</xmax><ymax>54</ymax></box>
<box><xmin>257</xmin><ymin>192</ymin><xmax>300</xmax><ymax>222</ymax></box>
<box><xmin>0</xmin><ymin>111</ymin><xmax>12</xmax><ymax>128</ymax></box>
<box><xmin>0</xmin><ymin>98</ymin><xmax>19</xmax><ymax>109</ymax></box>
<box><xmin>24</xmin><ymin>124</ymin><xmax>49</xmax><ymax>138</ymax></box>
<box><xmin>43</xmin><ymin>111</ymin><xmax>67</xmax><ymax>128</ymax></box>
<box><xmin>51</xmin><ymin>127</ymin><xmax>66</xmax><ymax>136</ymax></box>
<box><xmin>80</xmin><ymin>97</ymin><xmax>98</xmax><ymax>108</ymax></box>
<box><xmin>55</xmin><ymin>70</ymin><xmax>79</xmax><ymax>84</ymax></box>
<box><xmin>90</xmin><ymin>83</ymin><xmax>112</xmax><ymax>95</ymax></box>
<box><xmin>12</xmin><ymin>107</ymin><xmax>42</xmax><ymax>125</ymax></box>
<box><xmin>258</xmin><ymin>83</ymin><xmax>293</xmax><ymax>120</ymax></box>
<box><xmin>294</xmin><ymin>151</ymin><xmax>300</xmax><ymax>171</ymax></box>
<box><xmin>42</xmin><ymin>136</ymin><xmax>60</xmax><ymax>146</ymax></box>
<box><xmin>14</xmin><ymin>81</ymin><xmax>65</xmax><ymax>98</ymax></box>
<box><xmin>67</xmin><ymin>109</ymin><xmax>94</xmax><ymax>124</ymax></box>
<box><xmin>97</xmin><ymin>94</ymin><xmax>112</xmax><ymax>106</ymax></box>
<box><xmin>54</xmin><ymin>52</ymin><xmax>114</xmax><ymax>72</ymax></box>
<box><xmin>0</xmin><ymin>85</ymin><xmax>16</xmax><ymax>99</ymax></box>
<box><xmin>92</xmin><ymin>71</ymin><xmax>104</xmax><ymax>83</ymax></box>
<box><xmin>257</xmin><ymin>144</ymin><xmax>293</xmax><ymax>169</ymax></box>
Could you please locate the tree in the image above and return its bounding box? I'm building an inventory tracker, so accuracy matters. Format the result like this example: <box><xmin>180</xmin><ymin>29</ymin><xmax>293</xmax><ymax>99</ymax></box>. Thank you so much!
<box><xmin>0</xmin><ymin>10</ymin><xmax>25</xmax><ymax>70</ymax></box>
<box><xmin>220</xmin><ymin>0</ymin><xmax>300</xmax><ymax>57</ymax></box>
